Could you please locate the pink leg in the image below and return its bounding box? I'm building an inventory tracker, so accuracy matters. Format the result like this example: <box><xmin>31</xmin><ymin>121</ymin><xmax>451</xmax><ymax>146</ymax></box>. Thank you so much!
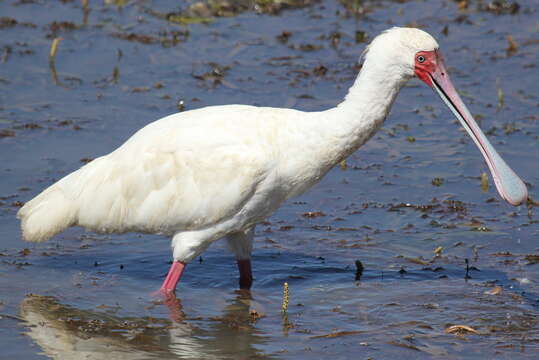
<box><xmin>237</xmin><ymin>259</ymin><xmax>253</xmax><ymax>289</ymax></box>
<box><xmin>160</xmin><ymin>261</ymin><xmax>186</xmax><ymax>293</ymax></box>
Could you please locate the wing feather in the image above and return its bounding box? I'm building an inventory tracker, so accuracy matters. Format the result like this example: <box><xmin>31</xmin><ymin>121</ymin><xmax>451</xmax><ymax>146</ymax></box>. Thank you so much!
<box><xmin>63</xmin><ymin>106</ymin><xmax>275</xmax><ymax>234</ymax></box>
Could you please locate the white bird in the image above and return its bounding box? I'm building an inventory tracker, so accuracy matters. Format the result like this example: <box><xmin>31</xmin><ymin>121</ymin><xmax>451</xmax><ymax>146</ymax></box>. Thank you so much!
<box><xmin>17</xmin><ymin>27</ymin><xmax>527</xmax><ymax>294</ymax></box>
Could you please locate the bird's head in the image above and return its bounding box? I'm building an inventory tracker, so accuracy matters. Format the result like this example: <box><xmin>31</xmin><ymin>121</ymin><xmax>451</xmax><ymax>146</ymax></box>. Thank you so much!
<box><xmin>364</xmin><ymin>27</ymin><xmax>528</xmax><ymax>206</ymax></box>
<box><xmin>362</xmin><ymin>27</ymin><xmax>438</xmax><ymax>78</ymax></box>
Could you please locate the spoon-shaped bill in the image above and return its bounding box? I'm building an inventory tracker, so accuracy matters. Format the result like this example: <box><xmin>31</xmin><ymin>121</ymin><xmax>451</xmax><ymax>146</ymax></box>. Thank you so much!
<box><xmin>429</xmin><ymin>54</ymin><xmax>527</xmax><ymax>206</ymax></box>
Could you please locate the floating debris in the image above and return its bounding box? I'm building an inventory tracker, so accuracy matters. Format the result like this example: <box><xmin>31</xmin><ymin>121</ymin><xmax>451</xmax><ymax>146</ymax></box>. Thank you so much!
<box><xmin>177</xmin><ymin>99</ymin><xmax>186</xmax><ymax>112</ymax></box>
<box><xmin>524</xmin><ymin>254</ymin><xmax>539</xmax><ymax>265</ymax></box>
<box><xmin>0</xmin><ymin>129</ymin><xmax>15</xmax><ymax>138</ymax></box>
<box><xmin>0</xmin><ymin>17</ymin><xmax>18</xmax><ymax>29</ymax></box>
<box><xmin>131</xmin><ymin>86</ymin><xmax>150</xmax><ymax>93</ymax></box>
<box><xmin>431</xmin><ymin>177</ymin><xmax>444</xmax><ymax>187</ymax></box>
<box><xmin>167</xmin><ymin>14</ymin><xmax>212</xmax><ymax>25</ymax></box>
<box><xmin>506</xmin><ymin>35</ymin><xmax>518</xmax><ymax>55</ymax></box>
<box><xmin>191</xmin><ymin>63</ymin><xmax>231</xmax><ymax>88</ymax></box>
<box><xmin>249</xmin><ymin>309</ymin><xmax>265</xmax><ymax>323</ymax></box>
<box><xmin>445</xmin><ymin>324</ymin><xmax>479</xmax><ymax>335</ymax></box>
<box><xmin>276</xmin><ymin>31</ymin><xmax>292</xmax><ymax>43</ymax></box>
<box><xmin>405</xmin><ymin>256</ymin><xmax>430</xmax><ymax>266</ymax></box>
<box><xmin>484</xmin><ymin>286</ymin><xmax>503</xmax><ymax>295</ymax></box>
<box><xmin>457</xmin><ymin>0</ymin><xmax>469</xmax><ymax>10</ymax></box>
<box><xmin>49</xmin><ymin>21</ymin><xmax>77</xmax><ymax>34</ymax></box>
<box><xmin>112</xmin><ymin>32</ymin><xmax>159</xmax><ymax>44</ymax></box>
<box><xmin>310</xmin><ymin>330</ymin><xmax>363</xmax><ymax>339</ymax></box>
<box><xmin>515</xmin><ymin>277</ymin><xmax>531</xmax><ymax>285</ymax></box>
<box><xmin>485</xmin><ymin>0</ymin><xmax>520</xmax><ymax>15</ymax></box>
<box><xmin>302</xmin><ymin>211</ymin><xmax>326</xmax><ymax>218</ymax></box>
<box><xmin>313</xmin><ymin>64</ymin><xmax>327</xmax><ymax>76</ymax></box>
<box><xmin>441</xmin><ymin>25</ymin><xmax>449</xmax><ymax>36</ymax></box>
<box><xmin>355</xmin><ymin>30</ymin><xmax>367</xmax><ymax>43</ymax></box>
<box><xmin>19</xmin><ymin>248</ymin><xmax>31</xmax><ymax>256</ymax></box>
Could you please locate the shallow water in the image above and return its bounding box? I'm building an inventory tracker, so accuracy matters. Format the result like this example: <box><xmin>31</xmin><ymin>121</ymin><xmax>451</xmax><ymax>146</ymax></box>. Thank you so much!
<box><xmin>1</xmin><ymin>0</ymin><xmax>538</xmax><ymax>358</ymax></box>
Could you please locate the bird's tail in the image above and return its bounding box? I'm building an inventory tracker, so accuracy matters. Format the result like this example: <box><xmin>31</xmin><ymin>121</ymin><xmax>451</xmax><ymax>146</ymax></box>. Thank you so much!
<box><xmin>17</xmin><ymin>185</ymin><xmax>76</xmax><ymax>242</ymax></box>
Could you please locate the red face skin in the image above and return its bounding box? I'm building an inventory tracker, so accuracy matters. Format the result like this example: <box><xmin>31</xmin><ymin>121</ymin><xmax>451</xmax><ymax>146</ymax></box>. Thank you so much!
<box><xmin>413</xmin><ymin>50</ymin><xmax>439</xmax><ymax>86</ymax></box>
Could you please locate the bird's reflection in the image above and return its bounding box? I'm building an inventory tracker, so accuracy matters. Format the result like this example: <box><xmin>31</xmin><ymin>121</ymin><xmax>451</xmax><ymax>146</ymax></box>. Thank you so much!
<box><xmin>20</xmin><ymin>291</ymin><xmax>273</xmax><ymax>359</ymax></box>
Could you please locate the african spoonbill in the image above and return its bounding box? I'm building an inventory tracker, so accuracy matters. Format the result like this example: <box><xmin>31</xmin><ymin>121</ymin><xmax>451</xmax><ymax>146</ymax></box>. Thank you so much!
<box><xmin>17</xmin><ymin>27</ymin><xmax>528</xmax><ymax>294</ymax></box>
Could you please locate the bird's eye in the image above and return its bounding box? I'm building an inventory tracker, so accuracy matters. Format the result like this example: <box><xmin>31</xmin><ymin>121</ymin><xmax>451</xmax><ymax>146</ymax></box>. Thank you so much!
<box><xmin>417</xmin><ymin>55</ymin><xmax>425</xmax><ymax>63</ymax></box>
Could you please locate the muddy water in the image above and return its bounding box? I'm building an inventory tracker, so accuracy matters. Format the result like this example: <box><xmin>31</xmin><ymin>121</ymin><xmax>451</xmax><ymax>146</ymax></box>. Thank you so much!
<box><xmin>1</xmin><ymin>0</ymin><xmax>538</xmax><ymax>358</ymax></box>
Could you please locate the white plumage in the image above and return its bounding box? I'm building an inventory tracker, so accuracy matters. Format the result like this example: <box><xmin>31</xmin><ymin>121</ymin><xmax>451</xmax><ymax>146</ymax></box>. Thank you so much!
<box><xmin>17</xmin><ymin>27</ymin><xmax>526</xmax><ymax>293</ymax></box>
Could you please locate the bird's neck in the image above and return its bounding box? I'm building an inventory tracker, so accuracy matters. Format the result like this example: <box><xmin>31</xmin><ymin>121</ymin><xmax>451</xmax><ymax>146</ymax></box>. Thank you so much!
<box><xmin>318</xmin><ymin>60</ymin><xmax>409</xmax><ymax>165</ymax></box>
<box><xmin>279</xmin><ymin>61</ymin><xmax>410</xmax><ymax>199</ymax></box>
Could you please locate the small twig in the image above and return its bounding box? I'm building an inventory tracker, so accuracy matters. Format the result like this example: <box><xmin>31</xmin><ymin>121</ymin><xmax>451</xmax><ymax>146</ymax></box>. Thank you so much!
<box><xmin>48</xmin><ymin>37</ymin><xmax>65</xmax><ymax>86</ymax></box>
<box><xmin>1</xmin><ymin>46</ymin><xmax>12</xmax><ymax>64</ymax></box>
<box><xmin>496</xmin><ymin>78</ymin><xmax>504</xmax><ymax>111</ymax></box>
<box><xmin>49</xmin><ymin>37</ymin><xmax>63</xmax><ymax>65</ymax></box>
<box><xmin>82</xmin><ymin>0</ymin><xmax>90</xmax><ymax>24</ymax></box>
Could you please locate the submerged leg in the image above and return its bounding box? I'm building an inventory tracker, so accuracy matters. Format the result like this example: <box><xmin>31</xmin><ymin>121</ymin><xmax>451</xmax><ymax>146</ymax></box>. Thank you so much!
<box><xmin>226</xmin><ymin>227</ymin><xmax>255</xmax><ymax>289</ymax></box>
<box><xmin>160</xmin><ymin>261</ymin><xmax>186</xmax><ymax>293</ymax></box>
<box><xmin>237</xmin><ymin>258</ymin><xmax>253</xmax><ymax>289</ymax></box>
<box><xmin>163</xmin><ymin>292</ymin><xmax>185</xmax><ymax>322</ymax></box>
